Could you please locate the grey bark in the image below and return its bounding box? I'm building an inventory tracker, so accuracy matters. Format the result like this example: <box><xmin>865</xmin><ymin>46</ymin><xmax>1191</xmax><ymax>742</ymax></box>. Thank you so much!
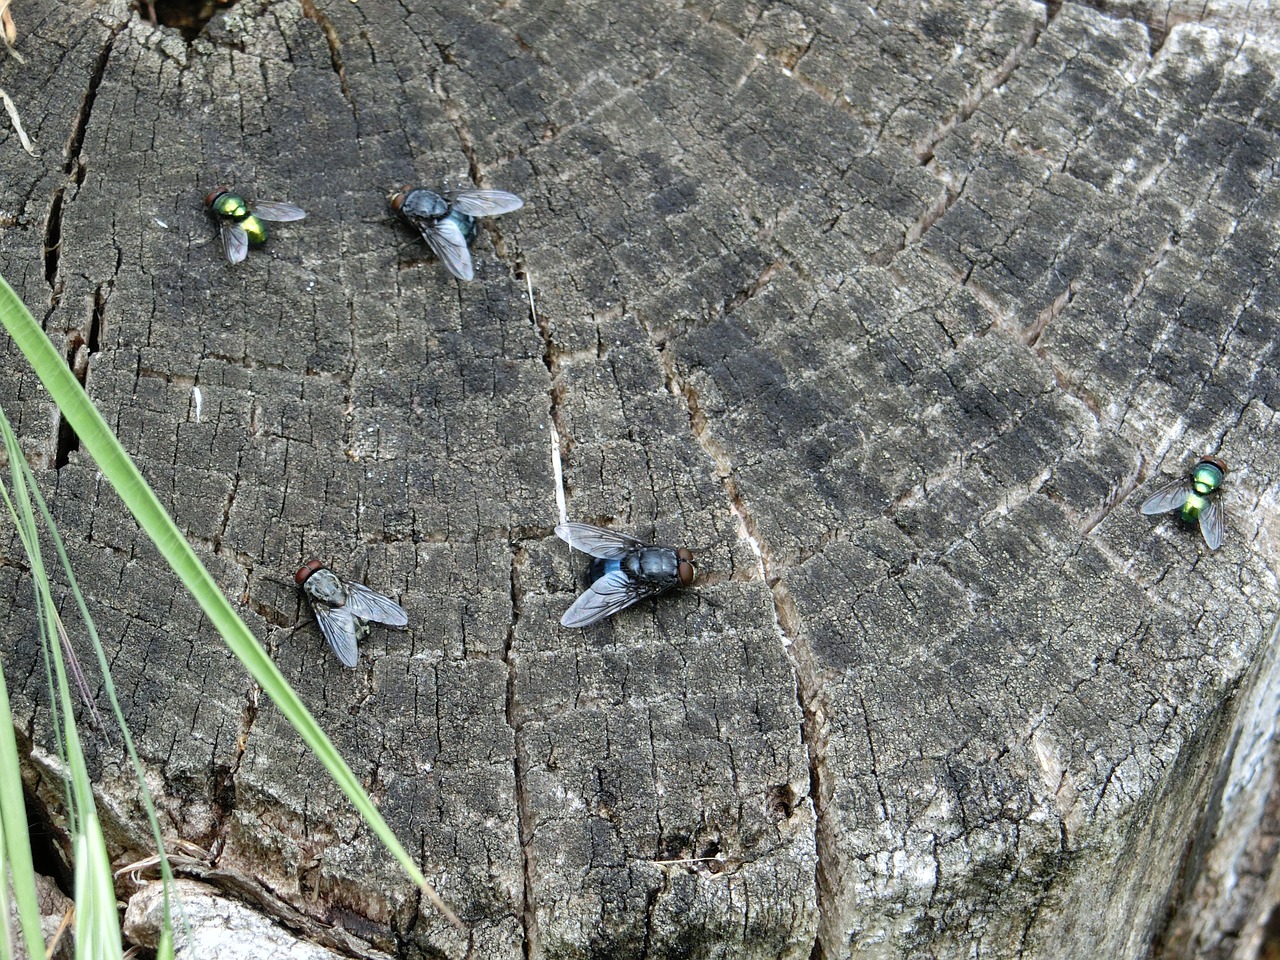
<box><xmin>1</xmin><ymin>1</ymin><xmax>1278</xmax><ymax>958</ymax></box>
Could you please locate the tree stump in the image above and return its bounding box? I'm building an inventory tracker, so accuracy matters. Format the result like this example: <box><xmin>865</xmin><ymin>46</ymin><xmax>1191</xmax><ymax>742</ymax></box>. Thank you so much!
<box><xmin>1</xmin><ymin>1</ymin><xmax>1278</xmax><ymax>957</ymax></box>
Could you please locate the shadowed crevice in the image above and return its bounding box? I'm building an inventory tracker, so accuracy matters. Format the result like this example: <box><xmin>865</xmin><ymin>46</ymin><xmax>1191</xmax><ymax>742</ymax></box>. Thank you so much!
<box><xmin>138</xmin><ymin>0</ymin><xmax>241</xmax><ymax>41</ymax></box>
<box><xmin>504</xmin><ymin>544</ymin><xmax>540</xmax><ymax>960</ymax></box>
<box><xmin>300</xmin><ymin>0</ymin><xmax>358</xmax><ymax>129</ymax></box>
<box><xmin>43</xmin><ymin>187</ymin><xmax>63</xmax><ymax>308</ymax></box>
<box><xmin>47</xmin><ymin>24</ymin><xmax>121</xmax><ymax>463</ymax></box>
<box><xmin>24</xmin><ymin>782</ymin><xmax>75</xmax><ymax>897</ymax></box>
<box><xmin>1023</xmin><ymin>282</ymin><xmax>1075</xmax><ymax>348</ymax></box>
<box><xmin>66</xmin><ymin>25</ymin><xmax>120</xmax><ymax>183</ymax></box>
<box><xmin>899</xmin><ymin>9</ymin><xmax>1049</xmax><ymax>260</ymax></box>
<box><xmin>1077</xmin><ymin>453</ymin><xmax>1144</xmax><ymax>539</ymax></box>
<box><xmin>208</xmin><ymin>681</ymin><xmax>260</xmax><ymax>864</ymax></box>
<box><xmin>653</xmin><ymin>346</ymin><xmax>831</xmax><ymax>958</ymax></box>
<box><xmin>432</xmin><ymin>43</ymin><xmax>483</xmax><ymax>187</ymax></box>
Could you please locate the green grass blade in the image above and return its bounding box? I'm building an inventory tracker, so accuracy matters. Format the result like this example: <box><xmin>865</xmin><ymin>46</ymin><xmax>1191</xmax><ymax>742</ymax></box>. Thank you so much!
<box><xmin>72</xmin><ymin>809</ymin><xmax>121</xmax><ymax>960</ymax></box>
<box><xmin>0</xmin><ymin>813</ymin><xmax>13</xmax><ymax>960</ymax></box>
<box><xmin>155</xmin><ymin>925</ymin><xmax>175</xmax><ymax>960</ymax></box>
<box><xmin>2</xmin><ymin>403</ymin><xmax>190</xmax><ymax>957</ymax></box>
<box><xmin>0</xmin><ymin>407</ymin><xmax>182</xmax><ymax>941</ymax></box>
<box><xmin>0</xmin><ymin>417</ymin><xmax>73</xmax><ymax>818</ymax></box>
<box><xmin>2</xmin><ymin>437</ymin><xmax>120</xmax><ymax>960</ymax></box>
<box><xmin>0</xmin><ymin>657</ymin><xmax>45</xmax><ymax>960</ymax></box>
<box><xmin>4</xmin><ymin>428</ymin><xmax>121</xmax><ymax>960</ymax></box>
<box><xmin>0</xmin><ymin>275</ymin><xmax>459</xmax><ymax>926</ymax></box>
<box><xmin>0</xmin><ymin>422</ymin><xmax>51</xmax><ymax>960</ymax></box>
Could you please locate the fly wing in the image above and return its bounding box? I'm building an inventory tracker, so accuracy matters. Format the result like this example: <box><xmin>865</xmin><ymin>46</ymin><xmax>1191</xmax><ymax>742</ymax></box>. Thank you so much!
<box><xmin>555</xmin><ymin>522</ymin><xmax>647</xmax><ymax>559</ymax></box>
<box><xmin>421</xmin><ymin>218</ymin><xmax>475</xmax><ymax>281</ymax></box>
<box><xmin>312</xmin><ymin>603</ymin><xmax>360</xmax><ymax>667</ymax></box>
<box><xmin>250</xmin><ymin>200</ymin><xmax>307</xmax><ymax>222</ymax></box>
<box><xmin>220</xmin><ymin>221</ymin><xmax>249</xmax><ymax>264</ymax></box>
<box><xmin>1198</xmin><ymin>497</ymin><xmax>1225</xmax><ymax>550</ymax></box>
<box><xmin>560</xmin><ymin>569</ymin><xmax>662</xmax><ymax>628</ymax></box>
<box><xmin>342</xmin><ymin>582</ymin><xmax>409</xmax><ymax>627</ymax></box>
<box><xmin>450</xmin><ymin>190</ymin><xmax>524</xmax><ymax>217</ymax></box>
<box><xmin>1140</xmin><ymin>478</ymin><xmax>1193</xmax><ymax>515</ymax></box>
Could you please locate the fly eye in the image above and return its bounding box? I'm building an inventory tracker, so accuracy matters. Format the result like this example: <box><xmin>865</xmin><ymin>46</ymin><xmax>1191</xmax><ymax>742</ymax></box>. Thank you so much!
<box><xmin>295</xmin><ymin>559</ymin><xmax>323</xmax><ymax>584</ymax></box>
<box><xmin>678</xmin><ymin>559</ymin><xmax>695</xmax><ymax>586</ymax></box>
<box><xmin>205</xmin><ymin>189</ymin><xmax>225</xmax><ymax>208</ymax></box>
<box><xmin>389</xmin><ymin>192</ymin><xmax>405</xmax><ymax>211</ymax></box>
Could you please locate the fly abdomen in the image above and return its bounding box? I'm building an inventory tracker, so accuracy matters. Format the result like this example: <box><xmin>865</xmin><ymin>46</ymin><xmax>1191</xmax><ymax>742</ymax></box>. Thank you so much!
<box><xmin>448</xmin><ymin>210</ymin><xmax>477</xmax><ymax>243</ymax></box>
<box><xmin>241</xmin><ymin>215</ymin><xmax>268</xmax><ymax>246</ymax></box>
<box><xmin>1180</xmin><ymin>493</ymin><xmax>1208</xmax><ymax>523</ymax></box>
<box><xmin>586</xmin><ymin>557</ymin><xmax>621</xmax><ymax>586</ymax></box>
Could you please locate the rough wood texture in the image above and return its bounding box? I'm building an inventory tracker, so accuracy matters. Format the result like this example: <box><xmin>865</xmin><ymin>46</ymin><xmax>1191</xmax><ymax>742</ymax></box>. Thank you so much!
<box><xmin>1</xmin><ymin>1</ymin><xmax>1279</xmax><ymax>958</ymax></box>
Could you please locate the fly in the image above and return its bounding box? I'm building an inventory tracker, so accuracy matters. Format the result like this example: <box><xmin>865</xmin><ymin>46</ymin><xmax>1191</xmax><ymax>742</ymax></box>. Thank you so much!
<box><xmin>1140</xmin><ymin>454</ymin><xmax>1229</xmax><ymax>550</ymax></box>
<box><xmin>555</xmin><ymin>522</ymin><xmax>696</xmax><ymax>627</ymax></box>
<box><xmin>205</xmin><ymin>188</ymin><xmax>306</xmax><ymax>265</ymax></box>
<box><xmin>295</xmin><ymin>560</ymin><xmax>408</xmax><ymax>667</ymax></box>
<box><xmin>389</xmin><ymin>185</ymin><xmax>523</xmax><ymax>281</ymax></box>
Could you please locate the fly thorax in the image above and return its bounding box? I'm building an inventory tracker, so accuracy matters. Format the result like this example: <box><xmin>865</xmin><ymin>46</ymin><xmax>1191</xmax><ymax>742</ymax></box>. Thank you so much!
<box><xmin>212</xmin><ymin>194</ymin><xmax>250</xmax><ymax>219</ymax></box>
<box><xmin>402</xmin><ymin>189</ymin><xmax>450</xmax><ymax>220</ymax></box>
<box><xmin>1192</xmin><ymin>462</ymin><xmax>1223</xmax><ymax>495</ymax></box>
<box><xmin>306</xmin><ymin>568</ymin><xmax>348</xmax><ymax>605</ymax></box>
<box><xmin>628</xmin><ymin>548</ymin><xmax>680</xmax><ymax>586</ymax></box>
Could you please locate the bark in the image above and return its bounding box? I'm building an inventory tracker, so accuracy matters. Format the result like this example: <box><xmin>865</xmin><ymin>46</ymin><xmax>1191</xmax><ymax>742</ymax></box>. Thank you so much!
<box><xmin>1</xmin><ymin>1</ymin><xmax>1278</xmax><ymax>958</ymax></box>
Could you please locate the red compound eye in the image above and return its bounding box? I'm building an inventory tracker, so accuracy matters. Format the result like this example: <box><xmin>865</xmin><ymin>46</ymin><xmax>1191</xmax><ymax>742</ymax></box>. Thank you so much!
<box><xmin>677</xmin><ymin>548</ymin><xmax>695</xmax><ymax>586</ymax></box>
<box><xmin>205</xmin><ymin>187</ymin><xmax>229</xmax><ymax>208</ymax></box>
<box><xmin>295</xmin><ymin>559</ymin><xmax>325</xmax><ymax>584</ymax></box>
<box><xmin>1200</xmin><ymin>455</ymin><xmax>1229</xmax><ymax>475</ymax></box>
<box><xmin>389</xmin><ymin>185</ymin><xmax>413</xmax><ymax>212</ymax></box>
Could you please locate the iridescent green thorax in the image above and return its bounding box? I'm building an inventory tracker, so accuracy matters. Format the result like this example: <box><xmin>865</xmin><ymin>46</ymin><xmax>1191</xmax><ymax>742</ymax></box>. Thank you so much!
<box><xmin>210</xmin><ymin>192</ymin><xmax>250</xmax><ymax>219</ymax></box>
<box><xmin>1191</xmin><ymin>461</ymin><xmax>1224</xmax><ymax>496</ymax></box>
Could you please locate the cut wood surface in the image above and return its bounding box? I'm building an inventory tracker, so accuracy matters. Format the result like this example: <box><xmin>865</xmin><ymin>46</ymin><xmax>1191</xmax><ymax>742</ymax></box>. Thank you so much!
<box><xmin>2</xmin><ymin>1</ymin><xmax>1279</xmax><ymax>957</ymax></box>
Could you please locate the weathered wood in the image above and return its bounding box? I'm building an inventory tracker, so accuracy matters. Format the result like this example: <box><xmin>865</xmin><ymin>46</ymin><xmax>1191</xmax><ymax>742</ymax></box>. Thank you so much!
<box><xmin>2</xmin><ymin>1</ymin><xmax>1279</xmax><ymax>958</ymax></box>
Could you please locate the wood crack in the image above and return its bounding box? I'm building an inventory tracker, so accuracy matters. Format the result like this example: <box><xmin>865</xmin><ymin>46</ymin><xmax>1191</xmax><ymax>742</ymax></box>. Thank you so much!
<box><xmin>65</xmin><ymin>23</ymin><xmax>120</xmax><ymax>184</ymax></box>
<box><xmin>503</xmin><ymin>543</ymin><xmax>540</xmax><ymax>960</ymax></box>
<box><xmin>912</xmin><ymin>11</ymin><xmax>1050</xmax><ymax>166</ymax></box>
<box><xmin>431</xmin><ymin>42</ymin><xmax>483</xmax><ymax>187</ymax></box>
<box><xmin>45</xmin><ymin>22</ymin><xmax>123</xmax><ymax>466</ymax></box>
<box><xmin>208</xmin><ymin>678</ymin><xmax>260</xmax><ymax>864</ymax></box>
<box><xmin>299</xmin><ymin>0</ymin><xmax>358</xmax><ymax>133</ymax></box>
<box><xmin>650</xmin><ymin>336</ymin><xmax>834</xmax><ymax>960</ymax></box>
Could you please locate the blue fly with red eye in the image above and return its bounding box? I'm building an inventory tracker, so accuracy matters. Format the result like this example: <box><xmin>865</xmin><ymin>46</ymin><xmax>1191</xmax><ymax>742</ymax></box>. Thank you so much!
<box><xmin>389</xmin><ymin>186</ymin><xmax>523</xmax><ymax>281</ymax></box>
<box><xmin>555</xmin><ymin>523</ymin><xmax>697</xmax><ymax>627</ymax></box>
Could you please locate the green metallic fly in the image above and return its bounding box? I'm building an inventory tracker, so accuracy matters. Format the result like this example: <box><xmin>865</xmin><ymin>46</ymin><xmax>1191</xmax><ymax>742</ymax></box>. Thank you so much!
<box><xmin>205</xmin><ymin>188</ymin><xmax>306</xmax><ymax>265</ymax></box>
<box><xmin>1140</xmin><ymin>454</ymin><xmax>1228</xmax><ymax>550</ymax></box>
